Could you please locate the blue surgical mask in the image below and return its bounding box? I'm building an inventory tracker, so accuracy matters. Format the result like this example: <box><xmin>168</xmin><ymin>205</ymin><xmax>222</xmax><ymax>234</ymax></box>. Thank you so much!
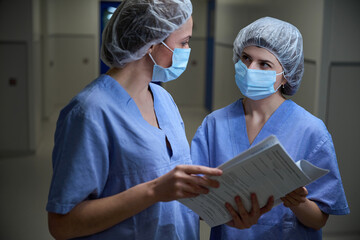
<box><xmin>149</xmin><ymin>41</ymin><xmax>191</xmax><ymax>83</ymax></box>
<box><xmin>235</xmin><ymin>60</ymin><xmax>284</xmax><ymax>100</ymax></box>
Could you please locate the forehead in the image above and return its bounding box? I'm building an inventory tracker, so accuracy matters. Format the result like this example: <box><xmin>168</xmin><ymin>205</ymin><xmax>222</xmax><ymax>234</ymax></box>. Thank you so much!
<box><xmin>242</xmin><ymin>46</ymin><xmax>281</xmax><ymax>65</ymax></box>
<box><xmin>167</xmin><ymin>17</ymin><xmax>193</xmax><ymax>40</ymax></box>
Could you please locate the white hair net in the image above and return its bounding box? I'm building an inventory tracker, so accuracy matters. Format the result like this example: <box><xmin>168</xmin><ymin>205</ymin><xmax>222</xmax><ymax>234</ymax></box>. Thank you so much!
<box><xmin>101</xmin><ymin>0</ymin><xmax>193</xmax><ymax>68</ymax></box>
<box><xmin>233</xmin><ymin>17</ymin><xmax>304</xmax><ymax>95</ymax></box>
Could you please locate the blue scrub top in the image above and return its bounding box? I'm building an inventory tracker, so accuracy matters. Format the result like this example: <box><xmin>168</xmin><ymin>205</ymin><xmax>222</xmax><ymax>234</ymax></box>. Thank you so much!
<box><xmin>191</xmin><ymin>99</ymin><xmax>349</xmax><ymax>240</ymax></box>
<box><xmin>46</xmin><ymin>75</ymin><xmax>199</xmax><ymax>239</ymax></box>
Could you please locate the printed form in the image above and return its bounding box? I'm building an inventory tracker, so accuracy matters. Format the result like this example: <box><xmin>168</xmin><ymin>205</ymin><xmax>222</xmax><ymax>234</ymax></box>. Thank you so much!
<box><xmin>179</xmin><ymin>135</ymin><xmax>329</xmax><ymax>227</ymax></box>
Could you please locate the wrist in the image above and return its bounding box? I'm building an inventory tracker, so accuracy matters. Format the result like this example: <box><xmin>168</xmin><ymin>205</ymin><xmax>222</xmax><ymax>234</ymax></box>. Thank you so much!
<box><xmin>289</xmin><ymin>198</ymin><xmax>328</xmax><ymax>230</ymax></box>
<box><xmin>289</xmin><ymin>198</ymin><xmax>309</xmax><ymax>212</ymax></box>
<box><xmin>145</xmin><ymin>179</ymin><xmax>161</xmax><ymax>203</ymax></box>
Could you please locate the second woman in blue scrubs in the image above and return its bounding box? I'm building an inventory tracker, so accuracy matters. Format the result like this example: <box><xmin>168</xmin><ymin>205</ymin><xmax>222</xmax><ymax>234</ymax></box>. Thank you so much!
<box><xmin>192</xmin><ymin>17</ymin><xmax>349</xmax><ymax>239</ymax></box>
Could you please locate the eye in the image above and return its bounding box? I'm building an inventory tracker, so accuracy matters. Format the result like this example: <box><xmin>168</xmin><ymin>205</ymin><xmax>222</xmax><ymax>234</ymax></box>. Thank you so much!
<box><xmin>241</xmin><ymin>54</ymin><xmax>250</xmax><ymax>62</ymax></box>
<box><xmin>181</xmin><ymin>40</ymin><xmax>190</xmax><ymax>47</ymax></box>
<box><xmin>260</xmin><ymin>62</ymin><xmax>271</xmax><ymax>70</ymax></box>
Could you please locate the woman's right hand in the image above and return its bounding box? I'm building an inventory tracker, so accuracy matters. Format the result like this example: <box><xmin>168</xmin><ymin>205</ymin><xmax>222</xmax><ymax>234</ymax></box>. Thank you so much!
<box><xmin>150</xmin><ymin>165</ymin><xmax>223</xmax><ymax>202</ymax></box>
<box><xmin>48</xmin><ymin>165</ymin><xmax>221</xmax><ymax>239</ymax></box>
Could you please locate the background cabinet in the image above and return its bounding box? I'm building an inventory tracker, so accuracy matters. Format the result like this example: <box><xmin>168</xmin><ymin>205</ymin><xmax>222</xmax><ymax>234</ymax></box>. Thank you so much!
<box><xmin>0</xmin><ymin>43</ymin><xmax>29</xmax><ymax>153</ymax></box>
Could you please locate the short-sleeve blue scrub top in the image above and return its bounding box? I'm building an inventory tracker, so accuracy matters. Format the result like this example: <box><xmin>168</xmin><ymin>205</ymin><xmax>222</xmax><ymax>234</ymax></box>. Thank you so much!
<box><xmin>46</xmin><ymin>75</ymin><xmax>199</xmax><ymax>239</ymax></box>
<box><xmin>191</xmin><ymin>99</ymin><xmax>349</xmax><ymax>240</ymax></box>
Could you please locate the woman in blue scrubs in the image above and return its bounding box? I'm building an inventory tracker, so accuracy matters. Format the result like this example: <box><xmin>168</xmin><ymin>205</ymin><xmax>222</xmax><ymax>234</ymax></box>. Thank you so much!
<box><xmin>46</xmin><ymin>1</ymin><xmax>226</xmax><ymax>239</ymax></box>
<box><xmin>191</xmin><ymin>17</ymin><xmax>349</xmax><ymax>239</ymax></box>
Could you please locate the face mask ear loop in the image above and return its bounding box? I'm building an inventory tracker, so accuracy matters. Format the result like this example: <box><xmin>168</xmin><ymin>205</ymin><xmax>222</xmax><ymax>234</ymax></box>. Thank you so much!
<box><xmin>281</xmin><ymin>72</ymin><xmax>287</xmax><ymax>89</ymax></box>
<box><xmin>148</xmin><ymin>53</ymin><xmax>157</xmax><ymax>65</ymax></box>
<box><xmin>161</xmin><ymin>41</ymin><xmax>174</xmax><ymax>53</ymax></box>
<box><xmin>275</xmin><ymin>83</ymin><xmax>283</xmax><ymax>92</ymax></box>
<box><xmin>274</xmin><ymin>70</ymin><xmax>285</xmax><ymax>92</ymax></box>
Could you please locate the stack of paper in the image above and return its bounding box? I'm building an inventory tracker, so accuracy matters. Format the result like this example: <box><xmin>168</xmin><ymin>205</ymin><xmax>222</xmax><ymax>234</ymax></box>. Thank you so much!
<box><xmin>179</xmin><ymin>135</ymin><xmax>329</xmax><ymax>227</ymax></box>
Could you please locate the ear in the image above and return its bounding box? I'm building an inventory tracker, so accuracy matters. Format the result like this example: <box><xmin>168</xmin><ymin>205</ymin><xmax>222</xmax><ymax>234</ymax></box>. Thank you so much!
<box><xmin>147</xmin><ymin>45</ymin><xmax>154</xmax><ymax>54</ymax></box>
<box><xmin>148</xmin><ymin>41</ymin><xmax>164</xmax><ymax>54</ymax></box>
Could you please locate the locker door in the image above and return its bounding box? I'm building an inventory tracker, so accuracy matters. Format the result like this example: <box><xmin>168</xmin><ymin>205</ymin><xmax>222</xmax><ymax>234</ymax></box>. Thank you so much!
<box><xmin>0</xmin><ymin>42</ymin><xmax>29</xmax><ymax>153</ymax></box>
<box><xmin>49</xmin><ymin>36</ymin><xmax>96</xmax><ymax>107</ymax></box>
<box><xmin>324</xmin><ymin>64</ymin><xmax>360</xmax><ymax>235</ymax></box>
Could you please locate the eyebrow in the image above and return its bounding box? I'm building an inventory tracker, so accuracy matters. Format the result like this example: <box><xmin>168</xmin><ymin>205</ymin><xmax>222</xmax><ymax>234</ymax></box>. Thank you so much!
<box><xmin>180</xmin><ymin>36</ymin><xmax>191</xmax><ymax>44</ymax></box>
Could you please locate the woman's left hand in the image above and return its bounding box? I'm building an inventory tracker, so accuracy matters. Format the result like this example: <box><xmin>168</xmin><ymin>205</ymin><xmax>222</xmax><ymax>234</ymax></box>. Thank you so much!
<box><xmin>280</xmin><ymin>186</ymin><xmax>308</xmax><ymax>208</ymax></box>
<box><xmin>225</xmin><ymin>193</ymin><xmax>274</xmax><ymax>229</ymax></box>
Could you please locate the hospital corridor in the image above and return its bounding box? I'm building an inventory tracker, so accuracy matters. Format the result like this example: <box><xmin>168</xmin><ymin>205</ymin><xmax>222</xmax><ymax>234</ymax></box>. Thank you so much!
<box><xmin>1</xmin><ymin>0</ymin><xmax>360</xmax><ymax>239</ymax></box>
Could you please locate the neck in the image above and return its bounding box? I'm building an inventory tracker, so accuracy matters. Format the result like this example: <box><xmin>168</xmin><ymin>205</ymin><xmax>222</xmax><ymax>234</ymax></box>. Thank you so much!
<box><xmin>106</xmin><ymin>58</ymin><xmax>153</xmax><ymax>100</ymax></box>
<box><xmin>243</xmin><ymin>93</ymin><xmax>286</xmax><ymax>120</ymax></box>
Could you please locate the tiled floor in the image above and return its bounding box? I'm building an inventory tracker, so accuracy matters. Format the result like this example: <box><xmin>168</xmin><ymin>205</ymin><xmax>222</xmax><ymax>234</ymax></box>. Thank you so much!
<box><xmin>0</xmin><ymin>109</ymin><xmax>56</xmax><ymax>239</ymax></box>
<box><xmin>0</xmin><ymin>106</ymin><xmax>357</xmax><ymax>240</ymax></box>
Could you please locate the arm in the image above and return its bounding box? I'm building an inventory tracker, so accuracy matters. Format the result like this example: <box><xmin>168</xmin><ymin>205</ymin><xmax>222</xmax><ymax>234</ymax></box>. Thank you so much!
<box><xmin>48</xmin><ymin>181</ymin><xmax>158</xmax><ymax>240</ymax></box>
<box><xmin>48</xmin><ymin>165</ymin><xmax>222</xmax><ymax>240</ymax></box>
<box><xmin>281</xmin><ymin>187</ymin><xmax>329</xmax><ymax>230</ymax></box>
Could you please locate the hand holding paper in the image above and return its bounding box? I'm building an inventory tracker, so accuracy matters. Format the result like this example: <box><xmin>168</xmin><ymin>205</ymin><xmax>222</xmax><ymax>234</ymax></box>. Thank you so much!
<box><xmin>179</xmin><ymin>135</ymin><xmax>329</xmax><ymax>227</ymax></box>
<box><xmin>281</xmin><ymin>186</ymin><xmax>308</xmax><ymax>208</ymax></box>
<box><xmin>225</xmin><ymin>193</ymin><xmax>274</xmax><ymax>229</ymax></box>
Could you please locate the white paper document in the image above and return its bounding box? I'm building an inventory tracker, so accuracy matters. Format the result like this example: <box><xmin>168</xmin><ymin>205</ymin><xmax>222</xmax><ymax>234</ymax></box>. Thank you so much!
<box><xmin>179</xmin><ymin>135</ymin><xmax>329</xmax><ymax>227</ymax></box>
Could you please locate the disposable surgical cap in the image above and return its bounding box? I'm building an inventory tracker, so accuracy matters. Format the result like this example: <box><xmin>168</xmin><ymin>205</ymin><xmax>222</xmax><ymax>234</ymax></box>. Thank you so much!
<box><xmin>233</xmin><ymin>17</ymin><xmax>304</xmax><ymax>95</ymax></box>
<box><xmin>101</xmin><ymin>0</ymin><xmax>193</xmax><ymax>68</ymax></box>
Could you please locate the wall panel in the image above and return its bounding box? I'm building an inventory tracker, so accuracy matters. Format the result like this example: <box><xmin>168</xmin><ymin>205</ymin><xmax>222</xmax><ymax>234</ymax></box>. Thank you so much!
<box><xmin>0</xmin><ymin>42</ymin><xmax>29</xmax><ymax>154</ymax></box>
<box><xmin>323</xmin><ymin>64</ymin><xmax>360</xmax><ymax>235</ymax></box>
